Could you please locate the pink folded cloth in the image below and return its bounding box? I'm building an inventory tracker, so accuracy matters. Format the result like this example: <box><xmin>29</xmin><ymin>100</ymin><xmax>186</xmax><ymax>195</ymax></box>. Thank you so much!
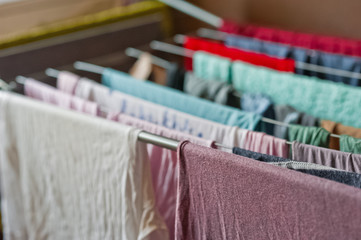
<box><xmin>176</xmin><ymin>141</ymin><xmax>361</xmax><ymax>240</ymax></box>
<box><xmin>243</xmin><ymin>131</ymin><xmax>289</xmax><ymax>158</ymax></box>
<box><xmin>25</xmin><ymin>78</ymin><xmax>99</xmax><ymax>116</ymax></box>
<box><xmin>108</xmin><ymin>112</ymin><xmax>214</xmax><ymax>240</ymax></box>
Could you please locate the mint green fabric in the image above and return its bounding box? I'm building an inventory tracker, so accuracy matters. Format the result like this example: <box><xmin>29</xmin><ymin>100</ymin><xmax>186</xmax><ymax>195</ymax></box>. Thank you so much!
<box><xmin>288</xmin><ymin>125</ymin><xmax>330</xmax><ymax>148</ymax></box>
<box><xmin>340</xmin><ymin>135</ymin><xmax>361</xmax><ymax>154</ymax></box>
<box><xmin>232</xmin><ymin>61</ymin><xmax>361</xmax><ymax>128</ymax></box>
<box><xmin>193</xmin><ymin>51</ymin><xmax>232</xmax><ymax>83</ymax></box>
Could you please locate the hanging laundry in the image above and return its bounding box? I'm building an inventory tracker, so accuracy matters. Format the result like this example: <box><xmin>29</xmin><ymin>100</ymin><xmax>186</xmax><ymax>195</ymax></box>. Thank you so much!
<box><xmin>24</xmin><ymin>78</ymin><xmax>99</xmax><ymax>116</ymax></box>
<box><xmin>165</xmin><ymin>63</ymin><xmax>185</xmax><ymax>91</ymax></box>
<box><xmin>108</xmin><ymin>113</ymin><xmax>213</xmax><ymax>240</ymax></box>
<box><xmin>242</xmin><ymin>131</ymin><xmax>289</xmax><ymax>158</ymax></box>
<box><xmin>233</xmin><ymin>147</ymin><xmax>288</xmax><ymax>162</ymax></box>
<box><xmin>340</xmin><ymin>135</ymin><xmax>361</xmax><ymax>154</ymax></box>
<box><xmin>240</xmin><ymin>92</ymin><xmax>275</xmax><ymax>135</ymax></box>
<box><xmin>183</xmin><ymin>72</ymin><xmax>240</xmax><ymax>108</ymax></box>
<box><xmin>176</xmin><ymin>141</ymin><xmax>361</xmax><ymax>240</ymax></box>
<box><xmin>101</xmin><ymin>68</ymin><xmax>261</xmax><ymax>129</ymax></box>
<box><xmin>273</xmin><ymin>105</ymin><xmax>319</xmax><ymax>139</ymax></box>
<box><xmin>225</xmin><ymin>35</ymin><xmax>361</xmax><ymax>86</ymax></box>
<box><xmin>321</xmin><ymin>119</ymin><xmax>361</xmax><ymax>150</ymax></box>
<box><xmin>232</xmin><ymin>61</ymin><xmax>361</xmax><ymax>128</ymax></box>
<box><xmin>193</xmin><ymin>51</ymin><xmax>232</xmax><ymax>83</ymax></box>
<box><xmin>233</xmin><ymin>148</ymin><xmax>361</xmax><ymax>188</ymax></box>
<box><xmin>220</xmin><ymin>21</ymin><xmax>361</xmax><ymax>58</ymax></box>
<box><xmin>270</xmin><ymin>162</ymin><xmax>361</xmax><ymax>188</ymax></box>
<box><xmin>292</xmin><ymin>141</ymin><xmax>361</xmax><ymax>174</ymax></box>
<box><xmin>183</xmin><ymin>36</ymin><xmax>295</xmax><ymax>72</ymax></box>
<box><xmin>288</xmin><ymin>125</ymin><xmax>330</xmax><ymax>148</ymax></box>
<box><xmin>0</xmin><ymin>92</ymin><xmax>168</xmax><ymax>240</ymax></box>
<box><xmin>57</xmin><ymin>72</ymin><xmax>249</xmax><ymax>147</ymax></box>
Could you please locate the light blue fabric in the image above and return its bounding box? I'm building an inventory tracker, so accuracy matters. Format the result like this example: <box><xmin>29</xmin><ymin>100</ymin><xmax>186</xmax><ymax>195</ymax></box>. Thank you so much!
<box><xmin>102</xmin><ymin>68</ymin><xmax>261</xmax><ymax>130</ymax></box>
<box><xmin>226</xmin><ymin>35</ymin><xmax>361</xmax><ymax>86</ymax></box>
<box><xmin>193</xmin><ymin>51</ymin><xmax>232</xmax><ymax>83</ymax></box>
<box><xmin>232</xmin><ymin>61</ymin><xmax>361</xmax><ymax>128</ymax></box>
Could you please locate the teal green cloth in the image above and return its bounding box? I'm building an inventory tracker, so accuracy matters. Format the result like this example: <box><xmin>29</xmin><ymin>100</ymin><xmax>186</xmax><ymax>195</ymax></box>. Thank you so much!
<box><xmin>232</xmin><ymin>61</ymin><xmax>361</xmax><ymax>128</ymax></box>
<box><xmin>102</xmin><ymin>68</ymin><xmax>261</xmax><ymax>130</ymax></box>
<box><xmin>340</xmin><ymin>135</ymin><xmax>361</xmax><ymax>154</ymax></box>
<box><xmin>193</xmin><ymin>51</ymin><xmax>232</xmax><ymax>83</ymax></box>
<box><xmin>288</xmin><ymin>125</ymin><xmax>330</xmax><ymax>147</ymax></box>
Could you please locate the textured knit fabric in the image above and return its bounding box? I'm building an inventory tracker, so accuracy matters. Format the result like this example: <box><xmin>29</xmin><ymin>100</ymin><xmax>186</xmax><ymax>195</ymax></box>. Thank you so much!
<box><xmin>269</xmin><ymin>162</ymin><xmax>361</xmax><ymax>188</ymax></box>
<box><xmin>183</xmin><ymin>36</ymin><xmax>295</xmax><ymax>72</ymax></box>
<box><xmin>102</xmin><ymin>68</ymin><xmax>261</xmax><ymax>130</ymax></box>
<box><xmin>166</xmin><ymin>63</ymin><xmax>185</xmax><ymax>91</ymax></box>
<box><xmin>225</xmin><ymin>35</ymin><xmax>361</xmax><ymax>86</ymax></box>
<box><xmin>24</xmin><ymin>78</ymin><xmax>99</xmax><ymax>116</ymax></box>
<box><xmin>232</xmin><ymin>148</ymin><xmax>361</xmax><ymax>188</ymax></box>
<box><xmin>292</xmin><ymin>141</ymin><xmax>361</xmax><ymax>174</ymax></box>
<box><xmin>340</xmin><ymin>135</ymin><xmax>361</xmax><ymax>154</ymax></box>
<box><xmin>243</xmin><ymin>131</ymin><xmax>289</xmax><ymax>158</ymax></box>
<box><xmin>295</xmin><ymin>169</ymin><xmax>361</xmax><ymax>189</ymax></box>
<box><xmin>193</xmin><ymin>51</ymin><xmax>232</xmax><ymax>83</ymax></box>
<box><xmin>177</xmin><ymin>141</ymin><xmax>361</xmax><ymax>240</ymax></box>
<box><xmin>220</xmin><ymin>21</ymin><xmax>361</xmax><ymax>58</ymax></box>
<box><xmin>288</xmin><ymin>125</ymin><xmax>330</xmax><ymax>148</ymax></box>
<box><xmin>233</xmin><ymin>147</ymin><xmax>289</xmax><ymax>162</ymax></box>
<box><xmin>57</xmin><ymin>73</ymin><xmax>249</xmax><ymax>147</ymax></box>
<box><xmin>0</xmin><ymin>92</ymin><xmax>168</xmax><ymax>240</ymax></box>
<box><xmin>183</xmin><ymin>72</ymin><xmax>240</xmax><ymax>108</ymax></box>
<box><xmin>321</xmin><ymin>120</ymin><xmax>361</xmax><ymax>150</ymax></box>
<box><xmin>232</xmin><ymin>61</ymin><xmax>361</xmax><ymax>128</ymax></box>
<box><xmin>109</xmin><ymin>113</ymin><xmax>213</xmax><ymax>240</ymax></box>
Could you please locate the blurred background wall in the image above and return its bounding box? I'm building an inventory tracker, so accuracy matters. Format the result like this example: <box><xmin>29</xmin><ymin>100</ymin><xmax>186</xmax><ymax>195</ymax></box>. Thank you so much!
<box><xmin>0</xmin><ymin>0</ymin><xmax>361</xmax><ymax>39</ymax></box>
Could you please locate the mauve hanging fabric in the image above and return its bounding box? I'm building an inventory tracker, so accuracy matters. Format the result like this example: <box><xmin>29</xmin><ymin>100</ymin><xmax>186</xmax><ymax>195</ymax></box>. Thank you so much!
<box><xmin>176</xmin><ymin>141</ymin><xmax>361</xmax><ymax>240</ymax></box>
<box><xmin>183</xmin><ymin>72</ymin><xmax>240</xmax><ymax>108</ymax></box>
<box><xmin>220</xmin><ymin>21</ymin><xmax>361</xmax><ymax>58</ymax></box>
<box><xmin>232</xmin><ymin>61</ymin><xmax>361</xmax><ymax>128</ymax></box>
<box><xmin>242</xmin><ymin>131</ymin><xmax>289</xmax><ymax>158</ymax></box>
<box><xmin>57</xmin><ymin>73</ymin><xmax>249</xmax><ymax>147</ymax></box>
<box><xmin>101</xmin><ymin>68</ymin><xmax>261</xmax><ymax>130</ymax></box>
<box><xmin>292</xmin><ymin>141</ymin><xmax>361</xmax><ymax>174</ymax></box>
<box><xmin>0</xmin><ymin>92</ymin><xmax>168</xmax><ymax>240</ymax></box>
<box><xmin>321</xmin><ymin>120</ymin><xmax>361</xmax><ymax>150</ymax></box>
<box><xmin>24</xmin><ymin>78</ymin><xmax>99</xmax><ymax>116</ymax></box>
<box><xmin>183</xmin><ymin>36</ymin><xmax>295</xmax><ymax>72</ymax></box>
<box><xmin>108</xmin><ymin>113</ymin><xmax>213</xmax><ymax>240</ymax></box>
<box><xmin>225</xmin><ymin>35</ymin><xmax>361</xmax><ymax>86</ymax></box>
<box><xmin>288</xmin><ymin>125</ymin><xmax>330</xmax><ymax>148</ymax></box>
<box><xmin>340</xmin><ymin>135</ymin><xmax>361</xmax><ymax>154</ymax></box>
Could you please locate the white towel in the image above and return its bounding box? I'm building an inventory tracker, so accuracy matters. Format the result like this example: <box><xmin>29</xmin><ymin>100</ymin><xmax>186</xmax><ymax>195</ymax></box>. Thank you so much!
<box><xmin>0</xmin><ymin>92</ymin><xmax>168</xmax><ymax>240</ymax></box>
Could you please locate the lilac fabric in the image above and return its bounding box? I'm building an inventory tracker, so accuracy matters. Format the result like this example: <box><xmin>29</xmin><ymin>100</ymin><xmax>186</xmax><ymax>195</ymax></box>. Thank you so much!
<box><xmin>108</xmin><ymin>113</ymin><xmax>214</xmax><ymax>240</ymax></box>
<box><xmin>176</xmin><ymin>142</ymin><xmax>361</xmax><ymax>240</ymax></box>
<box><xmin>25</xmin><ymin>78</ymin><xmax>99</xmax><ymax>116</ymax></box>
<box><xmin>243</xmin><ymin>130</ymin><xmax>289</xmax><ymax>158</ymax></box>
<box><xmin>57</xmin><ymin>71</ymin><xmax>79</xmax><ymax>95</ymax></box>
<box><xmin>292</xmin><ymin>141</ymin><xmax>361</xmax><ymax>174</ymax></box>
<box><xmin>56</xmin><ymin>72</ymin><xmax>249</xmax><ymax>148</ymax></box>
